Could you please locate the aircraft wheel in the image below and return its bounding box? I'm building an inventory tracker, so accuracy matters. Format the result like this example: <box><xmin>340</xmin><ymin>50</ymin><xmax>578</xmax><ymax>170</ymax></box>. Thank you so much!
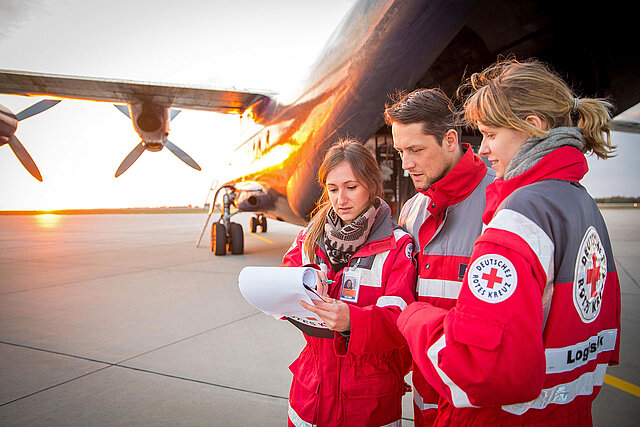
<box><xmin>229</xmin><ymin>222</ymin><xmax>244</xmax><ymax>255</ymax></box>
<box><xmin>250</xmin><ymin>216</ymin><xmax>259</xmax><ymax>233</ymax></box>
<box><xmin>260</xmin><ymin>216</ymin><xmax>268</xmax><ymax>233</ymax></box>
<box><xmin>211</xmin><ymin>223</ymin><xmax>227</xmax><ymax>256</ymax></box>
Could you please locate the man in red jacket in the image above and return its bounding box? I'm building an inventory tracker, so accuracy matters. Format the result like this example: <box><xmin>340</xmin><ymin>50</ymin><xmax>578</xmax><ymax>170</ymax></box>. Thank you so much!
<box><xmin>384</xmin><ymin>88</ymin><xmax>495</xmax><ymax>426</ymax></box>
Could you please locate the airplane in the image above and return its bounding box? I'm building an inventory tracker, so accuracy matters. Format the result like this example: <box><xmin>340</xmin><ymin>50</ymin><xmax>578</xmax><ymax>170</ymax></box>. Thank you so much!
<box><xmin>1</xmin><ymin>0</ymin><xmax>638</xmax><ymax>255</ymax></box>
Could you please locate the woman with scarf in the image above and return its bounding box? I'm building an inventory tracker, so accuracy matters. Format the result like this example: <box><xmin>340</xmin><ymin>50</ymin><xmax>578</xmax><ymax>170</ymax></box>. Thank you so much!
<box><xmin>283</xmin><ymin>139</ymin><xmax>417</xmax><ymax>426</ymax></box>
<box><xmin>397</xmin><ymin>59</ymin><xmax>621</xmax><ymax>426</ymax></box>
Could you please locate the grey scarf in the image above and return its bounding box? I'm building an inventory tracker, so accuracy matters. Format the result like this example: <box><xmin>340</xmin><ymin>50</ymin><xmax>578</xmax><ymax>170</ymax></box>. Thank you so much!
<box><xmin>504</xmin><ymin>127</ymin><xmax>585</xmax><ymax>180</ymax></box>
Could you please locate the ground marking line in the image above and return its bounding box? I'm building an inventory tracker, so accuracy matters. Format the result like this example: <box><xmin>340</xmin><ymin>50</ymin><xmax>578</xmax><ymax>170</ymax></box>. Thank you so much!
<box><xmin>250</xmin><ymin>233</ymin><xmax>274</xmax><ymax>244</ymax></box>
<box><xmin>0</xmin><ymin>366</ymin><xmax>111</xmax><ymax>408</ymax></box>
<box><xmin>605</xmin><ymin>374</ymin><xmax>640</xmax><ymax>397</ymax></box>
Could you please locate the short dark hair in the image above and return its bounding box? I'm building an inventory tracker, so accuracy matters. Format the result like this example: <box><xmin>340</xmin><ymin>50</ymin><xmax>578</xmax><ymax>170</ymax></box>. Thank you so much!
<box><xmin>384</xmin><ymin>88</ymin><xmax>458</xmax><ymax>143</ymax></box>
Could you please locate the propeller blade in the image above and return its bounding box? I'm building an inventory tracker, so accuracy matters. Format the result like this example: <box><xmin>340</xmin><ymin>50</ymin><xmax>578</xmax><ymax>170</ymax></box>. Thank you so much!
<box><xmin>114</xmin><ymin>104</ymin><xmax>131</xmax><ymax>118</ymax></box>
<box><xmin>115</xmin><ymin>142</ymin><xmax>145</xmax><ymax>177</ymax></box>
<box><xmin>169</xmin><ymin>109</ymin><xmax>181</xmax><ymax>121</ymax></box>
<box><xmin>164</xmin><ymin>140</ymin><xmax>201</xmax><ymax>171</ymax></box>
<box><xmin>7</xmin><ymin>135</ymin><xmax>43</xmax><ymax>181</ymax></box>
<box><xmin>15</xmin><ymin>99</ymin><xmax>61</xmax><ymax>121</ymax></box>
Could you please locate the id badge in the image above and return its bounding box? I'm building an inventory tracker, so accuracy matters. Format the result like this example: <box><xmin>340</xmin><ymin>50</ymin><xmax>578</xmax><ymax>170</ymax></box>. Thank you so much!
<box><xmin>340</xmin><ymin>269</ymin><xmax>361</xmax><ymax>303</ymax></box>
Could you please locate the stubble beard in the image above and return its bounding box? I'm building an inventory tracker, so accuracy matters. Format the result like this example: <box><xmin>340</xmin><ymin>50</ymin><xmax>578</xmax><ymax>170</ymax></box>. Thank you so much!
<box><xmin>413</xmin><ymin>170</ymin><xmax>448</xmax><ymax>192</ymax></box>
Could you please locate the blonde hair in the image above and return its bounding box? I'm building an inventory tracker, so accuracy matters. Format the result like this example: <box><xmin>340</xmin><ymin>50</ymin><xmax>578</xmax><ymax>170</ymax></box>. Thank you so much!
<box><xmin>459</xmin><ymin>59</ymin><xmax>615</xmax><ymax>159</ymax></box>
<box><xmin>303</xmin><ymin>139</ymin><xmax>383</xmax><ymax>262</ymax></box>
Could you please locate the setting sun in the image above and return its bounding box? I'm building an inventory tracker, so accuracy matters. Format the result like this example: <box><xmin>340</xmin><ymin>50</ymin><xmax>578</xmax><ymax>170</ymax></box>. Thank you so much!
<box><xmin>34</xmin><ymin>213</ymin><xmax>61</xmax><ymax>228</ymax></box>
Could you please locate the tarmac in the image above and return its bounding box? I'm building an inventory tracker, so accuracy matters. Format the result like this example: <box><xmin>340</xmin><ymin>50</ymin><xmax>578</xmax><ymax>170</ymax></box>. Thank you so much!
<box><xmin>0</xmin><ymin>210</ymin><xmax>638</xmax><ymax>426</ymax></box>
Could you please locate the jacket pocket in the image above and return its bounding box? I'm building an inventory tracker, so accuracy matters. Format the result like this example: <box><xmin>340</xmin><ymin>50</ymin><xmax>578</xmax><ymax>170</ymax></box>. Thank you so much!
<box><xmin>289</xmin><ymin>346</ymin><xmax>320</xmax><ymax>394</ymax></box>
<box><xmin>450</xmin><ymin>308</ymin><xmax>504</xmax><ymax>351</ymax></box>
<box><xmin>340</xmin><ymin>361</ymin><xmax>403</xmax><ymax>425</ymax></box>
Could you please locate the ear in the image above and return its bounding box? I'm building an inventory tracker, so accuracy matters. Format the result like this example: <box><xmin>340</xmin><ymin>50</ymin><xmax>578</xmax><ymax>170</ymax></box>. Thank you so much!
<box><xmin>525</xmin><ymin>115</ymin><xmax>547</xmax><ymax>131</ymax></box>
<box><xmin>443</xmin><ymin>129</ymin><xmax>459</xmax><ymax>152</ymax></box>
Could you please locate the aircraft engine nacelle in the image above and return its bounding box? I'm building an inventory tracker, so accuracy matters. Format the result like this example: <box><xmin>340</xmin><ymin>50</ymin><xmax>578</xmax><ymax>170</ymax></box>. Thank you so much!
<box><xmin>236</xmin><ymin>191</ymin><xmax>274</xmax><ymax>212</ymax></box>
<box><xmin>0</xmin><ymin>104</ymin><xmax>18</xmax><ymax>141</ymax></box>
<box><xmin>136</xmin><ymin>111</ymin><xmax>162</xmax><ymax>133</ymax></box>
<box><xmin>129</xmin><ymin>101</ymin><xmax>169</xmax><ymax>145</ymax></box>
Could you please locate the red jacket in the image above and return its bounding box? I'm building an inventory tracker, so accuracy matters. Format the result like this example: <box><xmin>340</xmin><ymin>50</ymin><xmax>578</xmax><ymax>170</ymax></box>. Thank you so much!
<box><xmin>283</xmin><ymin>201</ymin><xmax>417</xmax><ymax>426</ymax></box>
<box><xmin>398</xmin><ymin>144</ymin><xmax>493</xmax><ymax>426</ymax></box>
<box><xmin>398</xmin><ymin>146</ymin><xmax>621</xmax><ymax>426</ymax></box>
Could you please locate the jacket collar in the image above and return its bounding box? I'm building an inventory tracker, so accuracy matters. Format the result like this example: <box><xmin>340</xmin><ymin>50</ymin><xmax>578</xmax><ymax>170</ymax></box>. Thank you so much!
<box><xmin>483</xmin><ymin>146</ymin><xmax>588</xmax><ymax>224</ymax></box>
<box><xmin>419</xmin><ymin>143</ymin><xmax>488</xmax><ymax>217</ymax></box>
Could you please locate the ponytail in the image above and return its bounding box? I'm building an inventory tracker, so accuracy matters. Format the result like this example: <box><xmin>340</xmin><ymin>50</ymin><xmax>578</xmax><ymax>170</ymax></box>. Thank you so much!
<box><xmin>574</xmin><ymin>97</ymin><xmax>616</xmax><ymax>159</ymax></box>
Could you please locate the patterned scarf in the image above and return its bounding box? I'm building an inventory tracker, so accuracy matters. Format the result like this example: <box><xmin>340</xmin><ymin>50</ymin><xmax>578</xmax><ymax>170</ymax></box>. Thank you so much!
<box><xmin>324</xmin><ymin>197</ymin><xmax>381</xmax><ymax>268</ymax></box>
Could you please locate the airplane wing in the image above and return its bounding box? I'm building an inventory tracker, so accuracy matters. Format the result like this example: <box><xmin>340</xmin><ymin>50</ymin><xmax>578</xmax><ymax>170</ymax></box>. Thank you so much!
<box><xmin>0</xmin><ymin>69</ymin><xmax>277</xmax><ymax>179</ymax></box>
<box><xmin>610</xmin><ymin>102</ymin><xmax>640</xmax><ymax>134</ymax></box>
<box><xmin>0</xmin><ymin>69</ymin><xmax>274</xmax><ymax>113</ymax></box>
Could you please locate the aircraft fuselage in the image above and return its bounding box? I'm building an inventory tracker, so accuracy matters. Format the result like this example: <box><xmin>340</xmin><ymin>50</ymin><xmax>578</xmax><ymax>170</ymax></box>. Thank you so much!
<box><xmin>229</xmin><ymin>0</ymin><xmax>478</xmax><ymax>225</ymax></box>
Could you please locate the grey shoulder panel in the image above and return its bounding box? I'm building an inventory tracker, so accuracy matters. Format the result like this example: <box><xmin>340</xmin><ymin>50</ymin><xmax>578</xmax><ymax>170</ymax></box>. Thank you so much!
<box><xmin>503</xmin><ymin>180</ymin><xmax>615</xmax><ymax>282</ymax></box>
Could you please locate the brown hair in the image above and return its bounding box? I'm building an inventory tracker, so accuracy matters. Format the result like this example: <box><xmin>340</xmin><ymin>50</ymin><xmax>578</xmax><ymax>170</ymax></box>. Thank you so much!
<box><xmin>303</xmin><ymin>139</ymin><xmax>383</xmax><ymax>261</ymax></box>
<box><xmin>459</xmin><ymin>58</ymin><xmax>615</xmax><ymax>159</ymax></box>
<box><xmin>384</xmin><ymin>88</ymin><xmax>458</xmax><ymax>144</ymax></box>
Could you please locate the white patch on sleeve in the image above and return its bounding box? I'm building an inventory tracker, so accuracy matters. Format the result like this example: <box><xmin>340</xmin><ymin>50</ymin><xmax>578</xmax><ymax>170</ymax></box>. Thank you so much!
<box><xmin>468</xmin><ymin>254</ymin><xmax>518</xmax><ymax>303</ymax></box>
<box><xmin>405</xmin><ymin>242</ymin><xmax>413</xmax><ymax>260</ymax></box>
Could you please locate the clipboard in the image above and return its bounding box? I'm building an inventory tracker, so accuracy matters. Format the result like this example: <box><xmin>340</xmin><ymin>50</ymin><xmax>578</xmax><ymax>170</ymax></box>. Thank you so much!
<box><xmin>238</xmin><ymin>266</ymin><xmax>333</xmax><ymax>338</ymax></box>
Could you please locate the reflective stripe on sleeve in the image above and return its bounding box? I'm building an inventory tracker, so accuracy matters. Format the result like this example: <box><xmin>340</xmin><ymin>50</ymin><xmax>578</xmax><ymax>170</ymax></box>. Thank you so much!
<box><xmin>381</xmin><ymin>419</ymin><xmax>402</xmax><ymax>427</ymax></box>
<box><xmin>376</xmin><ymin>295</ymin><xmax>408</xmax><ymax>310</ymax></box>
<box><xmin>414</xmin><ymin>387</ymin><xmax>439</xmax><ymax>410</ymax></box>
<box><xmin>545</xmin><ymin>329</ymin><xmax>617</xmax><ymax>374</ymax></box>
<box><xmin>288</xmin><ymin>403</ymin><xmax>315</xmax><ymax>427</ymax></box>
<box><xmin>487</xmin><ymin>209</ymin><xmax>555</xmax><ymax>282</ymax></box>
<box><xmin>502</xmin><ymin>363</ymin><xmax>608</xmax><ymax>415</ymax></box>
<box><xmin>427</xmin><ymin>335</ymin><xmax>476</xmax><ymax>408</ymax></box>
<box><xmin>417</xmin><ymin>278</ymin><xmax>462</xmax><ymax>299</ymax></box>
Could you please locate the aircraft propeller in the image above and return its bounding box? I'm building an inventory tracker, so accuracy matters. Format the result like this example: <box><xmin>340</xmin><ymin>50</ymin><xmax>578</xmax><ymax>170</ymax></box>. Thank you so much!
<box><xmin>115</xmin><ymin>142</ymin><xmax>146</xmax><ymax>177</ymax></box>
<box><xmin>0</xmin><ymin>99</ymin><xmax>61</xmax><ymax>181</ymax></box>
<box><xmin>164</xmin><ymin>139</ymin><xmax>201</xmax><ymax>170</ymax></box>
<box><xmin>113</xmin><ymin>104</ymin><xmax>200</xmax><ymax>177</ymax></box>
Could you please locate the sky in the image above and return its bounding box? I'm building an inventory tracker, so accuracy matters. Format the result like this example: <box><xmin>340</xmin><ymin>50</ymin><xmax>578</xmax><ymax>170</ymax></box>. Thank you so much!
<box><xmin>0</xmin><ymin>0</ymin><xmax>354</xmax><ymax>210</ymax></box>
<box><xmin>0</xmin><ymin>0</ymin><xmax>638</xmax><ymax>211</ymax></box>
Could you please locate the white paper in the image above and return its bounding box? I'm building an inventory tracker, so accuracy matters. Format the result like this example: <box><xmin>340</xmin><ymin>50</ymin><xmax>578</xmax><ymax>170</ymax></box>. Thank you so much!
<box><xmin>238</xmin><ymin>266</ymin><xmax>324</xmax><ymax>318</ymax></box>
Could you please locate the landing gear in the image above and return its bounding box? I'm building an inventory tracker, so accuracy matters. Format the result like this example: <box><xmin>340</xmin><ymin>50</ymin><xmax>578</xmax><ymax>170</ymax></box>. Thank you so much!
<box><xmin>211</xmin><ymin>221</ymin><xmax>244</xmax><ymax>256</ymax></box>
<box><xmin>200</xmin><ymin>183</ymin><xmax>270</xmax><ymax>256</ymax></box>
<box><xmin>250</xmin><ymin>214</ymin><xmax>268</xmax><ymax>233</ymax></box>
<box><xmin>229</xmin><ymin>222</ymin><xmax>244</xmax><ymax>255</ymax></box>
<box><xmin>210</xmin><ymin>185</ymin><xmax>245</xmax><ymax>256</ymax></box>
<box><xmin>211</xmin><ymin>223</ymin><xmax>227</xmax><ymax>256</ymax></box>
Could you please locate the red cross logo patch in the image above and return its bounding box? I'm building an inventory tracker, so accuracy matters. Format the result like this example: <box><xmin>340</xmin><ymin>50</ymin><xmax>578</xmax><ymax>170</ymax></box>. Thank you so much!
<box><xmin>573</xmin><ymin>226</ymin><xmax>607</xmax><ymax>323</ymax></box>
<box><xmin>468</xmin><ymin>254</ymin><xmax>518</xmax><ymax>303</ymax></box>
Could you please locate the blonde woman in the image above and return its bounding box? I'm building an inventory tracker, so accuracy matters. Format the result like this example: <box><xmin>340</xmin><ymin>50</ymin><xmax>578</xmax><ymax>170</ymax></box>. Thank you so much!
<box><xmin>398</xmin><ymin>59</ymin><xmax>621</xmax><ymax>426</ymax></box>
<box><xmin>282</xmin><ymin>139</ymin><xmax>416</xmax><ymax>426</ymax></box>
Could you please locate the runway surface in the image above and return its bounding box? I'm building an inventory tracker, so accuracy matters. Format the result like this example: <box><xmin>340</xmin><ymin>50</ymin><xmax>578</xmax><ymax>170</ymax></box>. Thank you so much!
<box><xmin>0</xmin><ymin>210</ymin><xmax>638</xmax><ymax>426</ymax></box>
